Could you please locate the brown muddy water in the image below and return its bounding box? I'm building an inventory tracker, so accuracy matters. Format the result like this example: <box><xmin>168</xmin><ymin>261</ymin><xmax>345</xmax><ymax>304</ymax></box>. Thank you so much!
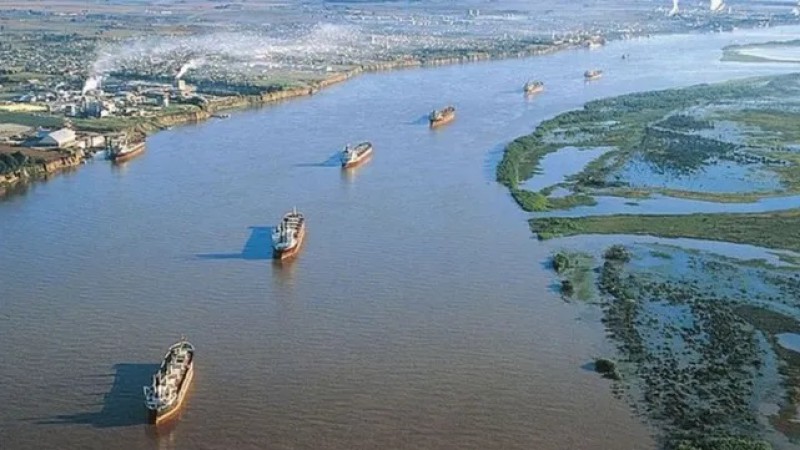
<box><xmin>3</xmin><ymin>27</ymin><xmax>800</xmax><ymax>450</ymax></box>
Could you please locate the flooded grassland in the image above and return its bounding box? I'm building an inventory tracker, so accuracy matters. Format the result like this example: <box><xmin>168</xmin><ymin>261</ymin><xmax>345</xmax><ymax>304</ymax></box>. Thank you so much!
<box><xmin>499</xmin><ymin>73</ymin><xmax>800</xmax><ymax>212</ymax></box>
<box><xmin>544</xmin><ymin>239</ymin><xmax>800</xmax><ymax>449</ymax></box>
<box><xmin>499</xmin><ymin>67</ymin><xmax>800</xmax><ymax>448</ymax></box>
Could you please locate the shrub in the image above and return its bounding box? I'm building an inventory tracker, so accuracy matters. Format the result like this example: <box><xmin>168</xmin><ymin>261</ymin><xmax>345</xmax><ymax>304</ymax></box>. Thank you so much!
<box><xmin>561</xmin><ymin>279</ymin><xmax>574</xmax><ymax>296</ymax></box>
<box><xmin>604</xmin><ymin>245</ymin><xmax>631</xmax><ymax>262</ymax></box>
<box><xmin>594</xmin><ymin>358</ymin><xmax>621</xmax><ymax>380</ymax></box>
<box><xmin>552</xmin><ymin>252</ymin><xmax>571</xmax><ymax>273</ymax></box>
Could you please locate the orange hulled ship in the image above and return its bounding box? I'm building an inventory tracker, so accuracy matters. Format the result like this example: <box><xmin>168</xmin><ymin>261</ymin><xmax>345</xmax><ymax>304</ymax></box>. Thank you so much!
<box><xmin>429</xmin><ymin>106</ymin><xmax>456</xmax><ymax>128</ymax></box>
<box><xmin>341</xmin><ymin>142</ymin><xmax>373</xmax><ymax>168</ymax></box>
<box><xmin>143</xmin><ymin>338</ymin><xmax>195</xmax><ymax>425</ymax></box>
<box><xmin>272</xmin><ymin>207</ymin><xmax>306</xmax><ymax>260</ymax></box>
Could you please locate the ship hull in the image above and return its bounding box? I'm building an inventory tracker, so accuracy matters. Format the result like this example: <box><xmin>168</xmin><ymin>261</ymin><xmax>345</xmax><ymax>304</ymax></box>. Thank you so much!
<box><xmin>148</xmin><ymin>360</ymin><xmax>194</xmax><ymax>425</ymax></box>
<box><xmin>342</xmin><ymin>147</ymin><xmax>373</xmax><ymax>168</ymax></box>
<box><xmin>273</xmin><ymin>225</ymin><xmax>305</xmax><ymax>260</ymax></box>
<box><xmin>429</xmin><ymin>113</ymin><xmax>455</xmax><ymax>128</ymax></box>
<box><xmin>524</xmin><ymin>86</ymin><xmax>544</xmax><ymax>95</ymax></box>
<box><xmin>584</xmin><ymin>72</ymin><xmax>603</xmax><ymax>81</ymax></box>
<box><xmin>111</xmin><ymin>143</ymin><xmax>145</xmax><ymax>163</ymax></box>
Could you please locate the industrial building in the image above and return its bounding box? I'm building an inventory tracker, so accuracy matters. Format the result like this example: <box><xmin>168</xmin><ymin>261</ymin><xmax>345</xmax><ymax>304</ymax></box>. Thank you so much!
<box><xmin>38</xmin><ymin>128</ymin><xmax>76</xmax><ymax>148</ymax></box>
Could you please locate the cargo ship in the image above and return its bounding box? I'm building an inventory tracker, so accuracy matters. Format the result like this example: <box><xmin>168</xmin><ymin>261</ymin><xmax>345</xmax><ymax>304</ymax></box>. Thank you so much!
<box><xmin>341</xmin><ymin>142</ymin><xmax>373</xmax><ymax>168</ymax></box>
<box><xmin>106</xmin><ymin>139</ymin><xmax>145</xmax><ymax>162</ymax></box>
<box><xmin>584</xmin><ymin>69</ymin><xmax>603</xmax><ymax>81</ymax></box>
<box><xmin>523</xmin><ymin>80</ymin><xmax>544</xmax><ymax>95</ymax></box>
<box><xmin>272</xmin><ymin>207</ymin><xmax>305</xmax><ymax>260</ymax></box>
<box><xmin>429</xmin><ymin>106</ymin><xmax>455</xmax><ymax>128</ymax></box>
<box><xmin>143</xmin><ymin>338</ymin><xmax>195</xmax><ymax>425</ymax></box>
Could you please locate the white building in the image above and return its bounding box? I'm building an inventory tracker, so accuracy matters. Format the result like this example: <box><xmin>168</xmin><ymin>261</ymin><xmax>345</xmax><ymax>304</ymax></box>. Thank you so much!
<box><xmin>83</xmin><ymin>134</ymin><xmax>106</xmax><ymax>149</ymax></box>
<box><xmin>39</xmin><ymin>128</ymin><xmax>76</xmax><ymax>148</ymax></box>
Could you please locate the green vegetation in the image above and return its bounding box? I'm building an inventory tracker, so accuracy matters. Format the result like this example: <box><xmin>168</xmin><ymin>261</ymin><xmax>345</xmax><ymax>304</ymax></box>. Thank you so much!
<box><xmin>731</xmin><ymin>109</ymin><xmax>800</xmax><ymax>139</ymax></box>
<box><xmin>497</xmin><ymin>137</ymin><xmax>560</xmax><ymax>189</ymax></box>
<box><xmin>71</xmin><ymin>105</ymin><xmax>203</xmax><ymax>133</ymax></box>
<box><xmin>649</xmin><ymin>249</ymin><xmax>673</xmax><ymax>259</ymax></box>
<box><xmin>604</xmin><ymin>244</ymin><xmax>631</xmax><ymax>262</ymax></box>
<box><xmin>497</xmin><ymin>75</ymin><xmax>769</xmax><ymax>187</ymax></box>
<box><xmin>736</xmin><ymin>306</ymin><xmax>800</xmax><ymax>439</ymax></box>
<box><xmin>498</xmin><ymin>73</ymin><xmax>800</xmax><ymax>208</ymax></box>
<box><xmin>657</xmin><ymin>114</ymin><xmax>712</xmax><ymax>131</ymax></box>
<box><xmin>0</xmin><ymin>71</ymin><xmax>57</xmax><ymax>83</ymax></box>
<box><xmin>510</xmin><ymin>188</ymin><xmax>597</xmax><ymax>211</ymax></box>
<box><xmin>594</xmin><ymin>357</ymin><xmax>622</xmax><ymax>380</ymax></box>
<box><xmin>670</xmin><ymin>437</ymin><xmax>771</xmax><ymax>450</ymax></box>
<box><xmin>530</xmin><ymin>209</ymin><xmax>800</xmax><ymax>252</ymax></box>
<box><xmin>71</xmin><ymin>116</ymin><xmax>146</xmax><ymax>133</ymax></box>
<box><xmin>560</xmin><ymin>279</ymin><xmax>574</xmax><ymax>296</ymax></box>
<box><xmin>0</xmin><ymin>111</ymin><xmax>63</xmax><ymax>128</ymax></box>
<box><xmin>551</xmin><ymin>251</ymin><xmax>596</xmax><ymax>301</ymax></box>
<box><xmin>597</xmin><ymin>246</ymin><xmax>768</xmax><ymax>448</ymax></box>
<box><xmin>0</xmin><ymin>151</ymin><xmax>32</xmax><ymax>175</ymax></box>
<box><xmin>552</xmin><ymin>251</ymin><xmax>572</xmax><ymax>274</ymax></box>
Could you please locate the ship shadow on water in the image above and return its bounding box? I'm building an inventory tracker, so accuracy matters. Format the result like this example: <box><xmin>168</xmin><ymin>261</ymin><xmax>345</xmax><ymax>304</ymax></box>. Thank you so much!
<box><xmin>294</xmin><ymin>152</ymin><xmax>341</xmax><ymax>168</ymax></box>
<box><xmin>29</xmin><ymin>363</ymin><xmax>158</xmax><ymax>428</ymax></box>
<box><xmin>409</xmin><ymin>113</ymin><xmax>430</xmax><ymax>125</ymax></box>
<box><xmin>195</xmin><ymin>226</ymin><xmax>273</xmax><ymax>260</ymax></box>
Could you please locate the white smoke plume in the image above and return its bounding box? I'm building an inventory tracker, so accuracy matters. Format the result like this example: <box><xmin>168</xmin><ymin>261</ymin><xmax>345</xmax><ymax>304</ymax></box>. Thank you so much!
<box><xmin>86</xmin><ymin>24</ymin><xmax>405</xmax><ymax>80</ymax></box>
<box><xmin>176</xmin><ymin>58</ymin><xmax>205</xmax><ymax>80</ymax></box>
<box><xmin>668</xmin><ymin>0</ymin><xmax>679</xmax><ymax>16</ymax></box>
<box><xmin>710</xmin><ymin>0</ymin><xmax>725</xmax><ymax>12</ymax></box>
<box><xmin>82</xmin><ymin>75</ymin><xmax>102</xmax><ymax>94</ymax></box>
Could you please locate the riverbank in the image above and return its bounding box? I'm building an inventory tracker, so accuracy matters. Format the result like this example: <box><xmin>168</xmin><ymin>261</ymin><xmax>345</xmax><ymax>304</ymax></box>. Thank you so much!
<box><xmin>137</xmin><ymin>39</ymin><xmax>569</xmax><ymax>133</ymax></box>
<box><xmin>0</xmin><ymin>145</ymin><xmax>84</xmax><ymax>197</ymax></box>
<box><xmin>723</xmin><ymin>40</ymin><xmax>800</xmax><ymax>64</ymax></box>
<box><xmin>0</xmin><ymin>40</ymin><xmax>572</xmax><ymax>197</ymax></box>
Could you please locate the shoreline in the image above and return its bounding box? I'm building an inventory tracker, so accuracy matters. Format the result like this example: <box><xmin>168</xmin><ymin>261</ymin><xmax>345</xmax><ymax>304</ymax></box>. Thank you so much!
<box><xmin>0</xmin><ymin>42</ymin><xmax>572</xmax><ymax>198</ymax></box>
<box><xmin>121</xmin><ymin>41</ymin><xmax>574</xmax><ymax>134</ymax></box>
<box><xmin>3</xmin><ymin>23</ymin><xmax>798</xmax><ymax>200</ymax></box>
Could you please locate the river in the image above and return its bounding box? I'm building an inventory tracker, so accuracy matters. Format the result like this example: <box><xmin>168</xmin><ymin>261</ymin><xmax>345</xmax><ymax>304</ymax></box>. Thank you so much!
<box><xmin>3</xmin><ymin>26</ymin><xmax>800</xmax><ymax>450</ymax></box>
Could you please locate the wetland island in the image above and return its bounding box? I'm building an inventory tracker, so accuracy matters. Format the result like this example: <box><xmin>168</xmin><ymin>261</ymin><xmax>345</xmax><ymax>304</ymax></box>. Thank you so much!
<box><xmin>501</xmin><ymin>69</ymin><xmax>800</xmax><ymax>448</ymax></box>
